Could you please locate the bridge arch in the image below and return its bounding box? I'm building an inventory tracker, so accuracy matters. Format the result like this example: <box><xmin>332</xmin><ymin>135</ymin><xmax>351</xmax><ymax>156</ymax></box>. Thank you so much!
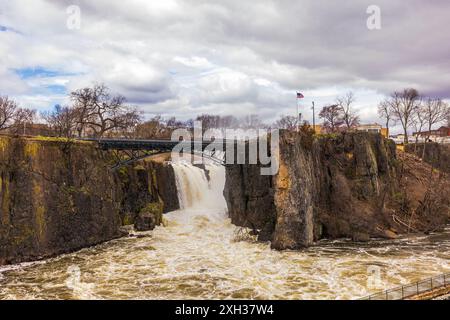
<box><xmin>94</xmin><ymin>139</ymin><xmax>227</xmax><ymax>169</ymax></box>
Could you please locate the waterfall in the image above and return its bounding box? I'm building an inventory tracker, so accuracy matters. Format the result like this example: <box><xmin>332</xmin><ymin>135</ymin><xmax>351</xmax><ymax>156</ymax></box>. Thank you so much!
<box><xmin>171</xmin><ymin>160</ymin><xmax>227</xmax><ymax>213</ymax></box>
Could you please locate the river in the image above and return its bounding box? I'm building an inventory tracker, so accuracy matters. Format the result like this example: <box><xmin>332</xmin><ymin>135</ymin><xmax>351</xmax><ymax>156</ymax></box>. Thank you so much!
<box><xmin>0</xmin><ymin>162</ymin><xmax>449</xmax><ymax>299</ymax></box>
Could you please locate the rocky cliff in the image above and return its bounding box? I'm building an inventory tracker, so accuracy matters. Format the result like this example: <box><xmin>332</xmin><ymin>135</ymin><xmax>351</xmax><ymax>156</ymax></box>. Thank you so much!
<box><xmin>0</xmin><ymin>136</ymin><xmax>179</xmax><ymax>265</ymax></box>
<box><xmin>224</xmin><ymin>131</ymin><xmax>450</xmax><ymax>250</ymax></box>
<box><xmin>405</xmin><ymin>143</ymin><xmax>450</xmax><ymax>173</ymax></box>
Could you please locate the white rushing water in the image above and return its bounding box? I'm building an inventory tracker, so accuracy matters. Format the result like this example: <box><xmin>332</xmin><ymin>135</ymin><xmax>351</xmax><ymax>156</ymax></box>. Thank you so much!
<box><xmin>0</xmin><ymin>160</ymin><xmax>449</xmax><ymax>300</ymax></box>
<box><xmin>172</xmin><ymin>161</ymin><xmax>227</xmax><ymax>211</ymax></box>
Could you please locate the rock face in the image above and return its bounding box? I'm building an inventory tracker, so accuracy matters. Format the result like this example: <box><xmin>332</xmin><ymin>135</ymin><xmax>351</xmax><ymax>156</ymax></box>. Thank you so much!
<box><xmin>405</xmin><ymin>143</ymin><xmax>450</xmax><ymax>173</ymax></box>
<box><xmin>0</xmin><ymin>137</ymin><xmax>179</xmax><ymax>265</ymax></box>
<box><xmin>134</xmin><ymin>202</ymin><xmax>164</xmax><ymax>231</ymax></box>
<box><xmin>224</xmin><ymin>163</ymin><xmax>276</xmax><ymax>241</ymax></box>
<box><xmin>224</xmin><ymin>131</ymin><xmax>450</xmax><ymax>249</ymax></box>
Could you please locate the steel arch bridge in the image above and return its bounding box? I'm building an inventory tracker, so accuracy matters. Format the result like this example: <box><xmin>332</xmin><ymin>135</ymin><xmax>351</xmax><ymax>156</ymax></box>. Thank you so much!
<box><xmin>90</xmin><ymin>138</ymin><xmax>232</xmax><ymax>169</ymax></box>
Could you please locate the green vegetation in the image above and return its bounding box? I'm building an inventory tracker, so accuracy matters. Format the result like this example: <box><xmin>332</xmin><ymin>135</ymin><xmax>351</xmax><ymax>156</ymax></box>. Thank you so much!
<box><xmin>316</xmin><ymin>132</ymin><xmax>340</xmax><ymax>140</ymax></box>
<box><xmin>24</xmin><ymin>142</ymin><xmax>39</xmax><ymax>157</ymax></box>
<box><xmin>122</xmin><ymin>213</ymin><xmax>134</xmax><ymax>226</ymax></box>
<box><xmin>29</xmin><ymin>136</ymin><xmax>92</xmax><ymax>144</ymax></box>
<box><xmin>140</xmin><ymin>202</ymin><xmax>163</xmax><ymax>217</ymax></box>
<box><xmin>133</xmin><ymin>164</ymin><xmax>146</xmax><ymax>171</ymax></box>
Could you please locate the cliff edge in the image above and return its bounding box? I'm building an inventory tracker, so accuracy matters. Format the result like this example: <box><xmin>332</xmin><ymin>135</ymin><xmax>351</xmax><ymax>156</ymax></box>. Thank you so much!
<box><xmin>0</xmin><ymin>136</ymin><xmax>179</xmax><ymax>265</ymax></box>
<box><xmin>224</xmin><ymin>131</ymin><xmax>450</xmax><ymax>249</ymax></box>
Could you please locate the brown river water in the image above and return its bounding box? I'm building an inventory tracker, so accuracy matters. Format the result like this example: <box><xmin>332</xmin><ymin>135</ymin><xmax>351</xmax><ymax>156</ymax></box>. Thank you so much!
<box><xmin>0</xmin><ymin>162</ymin><xmax>449</xmax><ymax>300</ymax></box>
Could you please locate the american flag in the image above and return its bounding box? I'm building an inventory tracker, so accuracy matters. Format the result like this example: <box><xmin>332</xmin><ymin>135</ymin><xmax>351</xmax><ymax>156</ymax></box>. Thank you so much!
<box><xmin>296</xmin><ymin>92</ymin><xmax>304</xmax><ymax>99</ymax></box>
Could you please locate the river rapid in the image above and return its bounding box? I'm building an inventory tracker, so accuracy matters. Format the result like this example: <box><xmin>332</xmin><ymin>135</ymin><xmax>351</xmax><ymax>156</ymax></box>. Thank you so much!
<box><xmin>0</xmin><ymin>162</ymin><xmax>449</xmax><ymax>300</ymax></box>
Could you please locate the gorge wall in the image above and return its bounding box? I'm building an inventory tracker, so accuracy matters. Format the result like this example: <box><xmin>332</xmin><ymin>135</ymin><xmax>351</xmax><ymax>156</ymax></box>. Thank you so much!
<box><xmin>224</xmin><ymin>131</ymin><xmax>450</xmax><ymax>250</ymax></box>
<box><xmin>405</xmin><ymin>142</ymin><xmax>450</xmax><ymax>174</ymax></box>
<box><xmin>0</xmin><ymin>136</ymin><xmax>179</xmax><ymax>265</ymax></box>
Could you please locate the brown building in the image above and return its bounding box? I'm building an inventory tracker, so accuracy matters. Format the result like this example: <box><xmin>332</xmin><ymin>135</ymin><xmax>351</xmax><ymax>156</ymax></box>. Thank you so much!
<box><xmin>414</xmin><ymin>126</ymin><xmax>450</xmax><ymax>138</ymax></box>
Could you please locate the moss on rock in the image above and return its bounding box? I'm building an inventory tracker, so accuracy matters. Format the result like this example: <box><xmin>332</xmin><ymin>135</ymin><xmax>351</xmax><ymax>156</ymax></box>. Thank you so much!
<box><xmin>134</xmin><ymin>202</ymin><xmax>163</xmax><ymax>231</ymax></box>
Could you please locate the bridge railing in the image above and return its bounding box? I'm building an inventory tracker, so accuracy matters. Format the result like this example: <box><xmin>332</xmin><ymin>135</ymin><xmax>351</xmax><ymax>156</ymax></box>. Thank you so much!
<box><xmin>360</xmin><ymin>272</ymin><xmax>450</xmax><ymax>300</ymax></box>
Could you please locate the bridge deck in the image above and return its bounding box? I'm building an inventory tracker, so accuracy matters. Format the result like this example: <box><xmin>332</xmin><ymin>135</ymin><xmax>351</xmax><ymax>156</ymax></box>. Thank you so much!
<box><xmin>88</xmin><ymin>138</ymin><xmax>236</xmax><ymax>151</ymax></box>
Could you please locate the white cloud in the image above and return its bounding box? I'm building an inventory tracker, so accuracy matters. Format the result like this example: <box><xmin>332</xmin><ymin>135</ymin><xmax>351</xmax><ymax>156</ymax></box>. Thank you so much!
<box><xmin>0</xmin><ymin>0</ymin><xmax>449</xmax><ymax>133</ymax></box>
<box><xmin>173</xmin><ymin>56</ymin><xmax>213</xmax><ymax>69</ymax></box>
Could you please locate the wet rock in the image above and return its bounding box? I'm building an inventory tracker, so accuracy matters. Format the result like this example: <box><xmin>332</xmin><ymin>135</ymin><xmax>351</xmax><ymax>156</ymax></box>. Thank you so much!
<box><xmin>352</xmin><ymin>232</ymin><xmax>370</xmax><ymax>242</ymax></box>
<box><xmin>383</xmin><ymin>229</ymin><xmax>398</xmax><ymax>239</ymax></box>
<box><xmin>134</xmin><ymin>202</ymin><xmax>163</xmax><ymax>231</ymax></box>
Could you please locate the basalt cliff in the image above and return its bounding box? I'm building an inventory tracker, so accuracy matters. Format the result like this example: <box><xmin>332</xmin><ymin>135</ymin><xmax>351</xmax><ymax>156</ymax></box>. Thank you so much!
<box><xmin>224</xmin><ymin>131</ymin><xmax>450</xmax><ymax>250</ymax></box>
<box><xmin>405</xmin><ymin>142</ymin><xmax>450</xmax><ymax>174</ymax></box>
<box><xmin>0</xmin><ymin>136</ymin><xmax>178</xmax><ymax>265</ymax></box>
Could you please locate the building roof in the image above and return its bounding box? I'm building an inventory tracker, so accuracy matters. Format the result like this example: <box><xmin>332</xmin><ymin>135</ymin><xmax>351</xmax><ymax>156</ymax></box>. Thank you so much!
<box><xmin>356</xmin><ymin>123</ymin><xmax>382</xmax><ymax>128</ymax></box>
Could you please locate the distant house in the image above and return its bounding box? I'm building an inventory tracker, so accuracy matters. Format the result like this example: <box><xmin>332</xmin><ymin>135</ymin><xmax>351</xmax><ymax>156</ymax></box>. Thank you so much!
<box><xmin>413</xmin><ymin>126</ymin><xmax>450</xmax><ymax>139</ymax></box>
<box><xmin>389</xmin><ymin>133</ymin><xmax>411</xmax><ymax>145</ymax></box>
<box><xmin>355</xmin><ymin>123</ymin><xmax>389</xmax><ymax>138</ymax></box>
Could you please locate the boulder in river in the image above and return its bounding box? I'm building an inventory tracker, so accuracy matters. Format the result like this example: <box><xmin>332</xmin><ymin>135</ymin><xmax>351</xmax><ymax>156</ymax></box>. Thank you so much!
<box><xmin>134</xmin><ymin>202</ymin><xmax>163</xmax><ymax>231</ymax></box>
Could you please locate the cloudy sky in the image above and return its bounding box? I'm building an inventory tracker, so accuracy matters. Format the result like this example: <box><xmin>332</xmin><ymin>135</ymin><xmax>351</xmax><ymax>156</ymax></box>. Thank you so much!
<box><xmin>1</xmin><ymin>0</ymin><xmax>449</xmax><ymax>132</ymax></box>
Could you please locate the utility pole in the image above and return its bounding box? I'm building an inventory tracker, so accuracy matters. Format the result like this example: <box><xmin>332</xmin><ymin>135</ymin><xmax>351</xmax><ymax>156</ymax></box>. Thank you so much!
<box><xmin>296</xmin><ymin>96</ymin><xmax>300</xmax><ymax>132</ymax></box>
<box><xmin>312</xmin><ymin>101</ymin><xmax>316</xmax><ymax>133</ymax></box>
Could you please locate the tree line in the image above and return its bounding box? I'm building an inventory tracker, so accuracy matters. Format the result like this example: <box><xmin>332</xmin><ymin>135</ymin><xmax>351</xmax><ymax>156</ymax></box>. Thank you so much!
<box><xmin>378</xmin><ymin>88</ymin><xmax>449</xmax><ymax>144</ymax></box>
<box><xmin>0</xmin><ymin>96</ymin><xmax>36</xmax><ymax>134</ymax></box>
<box><xmin>1</xmin><ymin>85</ymin><xmax>448</xmax><ymax>142</ymax></box>
<box><xmin>310</xmin><ymin>89</ymin><xmax>449</xmax><ymax>145</ymax></box>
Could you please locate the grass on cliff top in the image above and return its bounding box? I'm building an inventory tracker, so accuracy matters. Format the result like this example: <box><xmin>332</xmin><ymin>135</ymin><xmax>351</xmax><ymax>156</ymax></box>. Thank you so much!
<box><xmin>315</xmin><ymin>132</ymin><xmax>340</xmax><ymax>139</ymax></box>
<box><xmin>143</xmin><ymin>152</ymin><xmax>172</xmax><ymax>163</ymax></box>
<box><xmin>27</xmin><ymin>136</ymin><xmax>94</xmax><ymax>145</ymax></box>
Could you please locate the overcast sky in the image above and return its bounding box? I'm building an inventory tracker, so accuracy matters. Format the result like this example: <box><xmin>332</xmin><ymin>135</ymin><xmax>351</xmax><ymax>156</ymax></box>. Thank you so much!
<box><xmin>1</xmin><ymin>0</ymin><xmax>449</xmax><ymax>132</ymax></box>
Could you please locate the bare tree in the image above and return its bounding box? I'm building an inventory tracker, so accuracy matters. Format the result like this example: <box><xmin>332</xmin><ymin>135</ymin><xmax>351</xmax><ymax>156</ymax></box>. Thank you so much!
<box><xmin>135</xmin><ymin>115</ymin><xmax>165</xmax><ymax>139</ymax></box>
<box><xmin>71</xmin><ymin>87</ymin><xmax>94</xmax><ymax>137</ymax></box>
<box><xmin>336</xmin><ymin>91</ymin><xmax>360</xmax><ymax>129</ymax></box>
<box><xmin>0</xmin><ymin>96</ymin><xmax>37</xmax><ymax>135</ymax></box>
<box><xmin>273</xmin><ymin>114</ymin><xmax>298</xmax><ymax>131</ymax></box>
<box><xmin>389</xmin><ymin>88</ymin><xmax>421</xmax><ymax>144</ymax></box>
<box><xmin>42</xmin><ymin>105</ymin><xmax>78</xmax><ymax>138</ymax></box>
<box><xmin>319</xmin><ymin>104</ymin><xmax>344</xmax><ymax>132</ymax></box>
<box><xmin>0</xmin><ymin>96</ymin><xmax>18</xmax><ymax>130</ymax></box>
<box><xmin>378</xmin><ymin>99</ymin><xmax>394</xmax><ymax>134</ymax></box>
<box><xmin>411</xmin><ymin>106</ymin><xmax>426</xmax><ymax>153</ymax></box>
<box><xmin>219</xmin><ymin>115</ymin><xmax>239</xmax><ymax>129</ymax></box>
<box><xmin>446</xmin><ymin>105</ymin><xmax>450</xmax><ymax>127</ymax></box>
<box><xmin>10</xmin><ymin>108</ymin><xmax>36</xmax><ymax>135</ymax></box>
<box><xmin>420</xmin><ymin>98</ymin><xmax>448</xmax><ymax>158</ymax></box>
<box><xmin>114</xmin><ymin>107</ymin><xmax>142</xmax><ymax>138</ymax></box>
<box><xmin>70</xmin><ymin>84</ymin><xmax>141</xmax><ymax>138</ymax></box>
<box><xmin>241</xmin><ymin>114</ymin><xmax>266</xmax><ymax>129</ymax></box>
<box><xmin>196</xmin><ymin>114</ymin><xmax>222</xmax><ymax>133</ymax></box>
<box><xmin>166</xmin><ymin>117</ymin><xmax>186</xmax><ymax>129</ymax></box>
<box><xmin>422</xmin><ymin>98</ymin><xmax>448</xmax><ymax>137</ymax></box>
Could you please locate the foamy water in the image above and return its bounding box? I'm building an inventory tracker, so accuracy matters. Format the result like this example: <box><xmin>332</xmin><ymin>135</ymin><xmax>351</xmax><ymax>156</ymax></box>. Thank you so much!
<box><xmin>0</xmin><ymin>162</ymin><xmax>449</xmax><ymax>300</ymax></box>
